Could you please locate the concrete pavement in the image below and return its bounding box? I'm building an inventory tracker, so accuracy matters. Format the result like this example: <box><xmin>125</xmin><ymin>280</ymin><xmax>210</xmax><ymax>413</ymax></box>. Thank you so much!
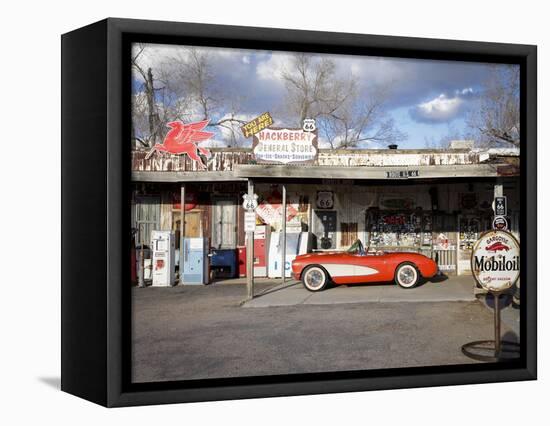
<box><xmin>243</xmin><ymin>275</ymin><xmax>477</xmax><ymax>308</ymax></box>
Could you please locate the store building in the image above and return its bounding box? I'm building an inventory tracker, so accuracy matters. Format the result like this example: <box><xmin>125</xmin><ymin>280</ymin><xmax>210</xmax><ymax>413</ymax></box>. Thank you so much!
<box><xmin>131</xmin><ymin>143</ymin><xmax>520</xmax><ymax>282</ymax></box>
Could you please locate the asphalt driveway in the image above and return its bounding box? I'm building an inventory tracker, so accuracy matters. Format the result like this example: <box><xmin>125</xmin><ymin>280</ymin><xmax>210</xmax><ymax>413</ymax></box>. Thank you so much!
<box><xmin>131</xmin><ymin>278</ymin><xmax>519</xmax><ymax>383</ymax></box>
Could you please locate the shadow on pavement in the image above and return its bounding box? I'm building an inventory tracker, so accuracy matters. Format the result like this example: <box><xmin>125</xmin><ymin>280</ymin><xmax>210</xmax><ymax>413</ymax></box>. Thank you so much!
<box><xmin>482</xmin><ymin>292</ymin><xmax>514</xmax><ymax>309</ymax></box>
<box><xmin>427</xmin><ymin>274</ymin><xmax>450</xmax><ymax>283</ymax></box>
<box><xmin>255</xmin><ymin>281</ymin><xmax>301</xmax><ymax>297</ymax></box>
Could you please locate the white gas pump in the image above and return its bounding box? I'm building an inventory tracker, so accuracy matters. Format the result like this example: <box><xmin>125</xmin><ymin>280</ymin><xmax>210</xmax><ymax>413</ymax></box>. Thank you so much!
<box><xmin>151</xmin><ymin>230</ymin><xmax>175</xmax><ymax>287</ymax></box>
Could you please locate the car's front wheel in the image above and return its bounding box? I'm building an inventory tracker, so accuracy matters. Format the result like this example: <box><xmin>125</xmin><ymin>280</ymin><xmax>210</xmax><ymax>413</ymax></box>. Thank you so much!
<box><xmin>395</xmin><ymin>262</ymin><xmax>419</xmax><ymax>289</ymax></box>
<box><xmin>301</xmin><ymin>265</ymin><xmax>329</xmax><ymax>292</ymax></box>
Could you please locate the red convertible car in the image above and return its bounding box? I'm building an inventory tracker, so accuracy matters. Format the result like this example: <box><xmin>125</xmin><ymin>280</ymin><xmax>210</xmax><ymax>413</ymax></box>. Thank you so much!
<box><xmin>291</xmin><ymin>240</ymin><xmax>438</xmax><ymax>291</ymax></box>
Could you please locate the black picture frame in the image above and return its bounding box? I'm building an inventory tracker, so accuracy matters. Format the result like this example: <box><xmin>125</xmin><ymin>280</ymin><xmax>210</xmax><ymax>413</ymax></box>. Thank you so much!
<box><xmin>61</xmin><ymin>18</ymin><xmax>537</xmax><ymax>407</ymax></box>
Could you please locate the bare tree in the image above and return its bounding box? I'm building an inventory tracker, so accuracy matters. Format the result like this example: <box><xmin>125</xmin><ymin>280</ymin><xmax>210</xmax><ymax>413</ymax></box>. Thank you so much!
<box><xmin>321</xmin><ymin>84</ymin><xmax>405</xmax><ymax>149</ymax></box>
<box><xmin>468</xmin><ymin>65</ymin><xmax>520</xmax><ymax>148</ymax></box>
<box><xmin>280</xmin><ymin>53</ymin><xmax>353</xmax><ymax>123</ymax></box>
<box><xmin>131</xmin><ymin>45</ymin><xmax>250</xmax><ymax>149</ymax></box>
<box><xmin>131</xmin><ymin>44</ymin><xmax>164</xmax><ymax>148</ymax></box>
<box><xmin>171</xmin><ymin>48</ymin><xmax>248</xmax><ymax>146</ymax></box>
<box><xmin>423</xmin><ymin>126</ymin><xmax>473</xmax><ymax>150</ymax></box>
<box><xmin>280</xmin><ymin>53</ymin><xmax>404</xmax><ymax>149</ymax></box>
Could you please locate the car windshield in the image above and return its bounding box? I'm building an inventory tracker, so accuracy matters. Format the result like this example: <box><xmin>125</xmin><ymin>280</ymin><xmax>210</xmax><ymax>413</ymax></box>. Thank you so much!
<box><xmin>347</xmin><ymin>239</ymin><xmax>365</xmax><ymax>255</ymax></box>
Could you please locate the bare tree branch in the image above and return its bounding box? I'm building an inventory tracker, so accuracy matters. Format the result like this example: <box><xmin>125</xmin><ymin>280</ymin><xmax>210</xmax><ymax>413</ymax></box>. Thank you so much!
<box><xmin>468</xmin><ymin>65</ymin><xmax>520</xmax><ymax>148</ymax></box>
<box><xmin>280</xmin><ymin>53</ymin><xmax>404</xmax><ymax>148</ymax></box>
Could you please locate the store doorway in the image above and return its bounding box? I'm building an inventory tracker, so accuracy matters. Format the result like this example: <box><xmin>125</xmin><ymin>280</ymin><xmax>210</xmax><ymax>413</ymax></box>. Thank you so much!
<box><xmin>173</xmin><ymin>211</ymin><xmax>202</xmax><ymax>243</ymax></box>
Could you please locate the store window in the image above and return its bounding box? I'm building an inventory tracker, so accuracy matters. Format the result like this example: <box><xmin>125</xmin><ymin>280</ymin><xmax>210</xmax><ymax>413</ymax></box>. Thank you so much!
<box><xmin>365</xmin><ymin>209</ymin><xmax>432</xmax><ymax>252</ymax></box>
<box><xmin>432</xmin><ymin>214</ymin><xmax>457</xmax><ymax>273</ymax></box>
<box><xmin>132</xmin><ymin>195</ymin><xmax>160</xmax><ymax>247</ymax></box>
<box><xmin>212</xmin><ymin>198</ymin><xmax>237</xmax><ymax>249</ymax></box>
<box><xmin>340</xmin><ymin>222</ymin><xmax>358</xmax><ymax>247</ymax></box>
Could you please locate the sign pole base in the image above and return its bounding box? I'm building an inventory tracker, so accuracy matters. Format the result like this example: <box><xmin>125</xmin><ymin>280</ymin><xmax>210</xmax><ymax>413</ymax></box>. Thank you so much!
<box><xmin>462</xmin><ymin>291</ymin><xmax>520</xmax><ymax>362</ymax></box>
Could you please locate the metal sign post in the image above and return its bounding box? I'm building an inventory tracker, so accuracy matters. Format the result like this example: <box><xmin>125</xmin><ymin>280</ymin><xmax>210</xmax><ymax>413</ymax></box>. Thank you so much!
<box><xmin>180</xmin><ymin>184</ymin><xmax>185</xmax><ymax>284</ymax></box>
<box><xmin>246</xmin><ymin>179</ymin><xmax>255</xmax><ymax>300</ymax></box>
<box><xmin>281</xmin><ymin>184</ymin><xmax>287</xmax><ymax>284</ymax></box>
<box><xmin>138</xmin><ymin>222</ymin><xmax>145</xmax><ymax>288</ymax></box>
<box><xmin>461</xmin><ymin>230</ymin><xmax>520</xmax><ymax>362</ymax></box>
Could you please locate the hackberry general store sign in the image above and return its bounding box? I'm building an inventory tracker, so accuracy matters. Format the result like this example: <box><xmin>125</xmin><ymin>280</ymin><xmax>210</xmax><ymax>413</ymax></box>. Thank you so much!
<box><xmin>252</xmin><ymin>128</ymin><xmax>318</xmax><ymax>164</ymax></box>
<box><xmin>471</xmin><ymin>230</ymin><xmax>520</xmax><ymax>292</ymax></box>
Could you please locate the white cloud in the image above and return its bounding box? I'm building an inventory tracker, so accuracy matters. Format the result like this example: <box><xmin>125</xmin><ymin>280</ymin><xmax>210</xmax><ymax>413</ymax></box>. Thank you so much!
<box><xmin>456</xmin><ymin>87</ymin><xmax>474</xmax><ymax>96</ymax></box>
<box><xmin>131</xmin><ymin>43</ymin><xmax>254</xmax><ymax>82</ymax></box>
<box><xmin>419</xmin><ymin>94</ymin><xmax>463</xmax><ymax>118</ymax></box>
<box><xmin>346</xmin><ymin>56</ymin><xmax>408</xmax><ymax>86</ymax></box>
<box><xmin>409</xmin><ymin>88</ymin><xmax>475</xmax><ymax>123</ymax></box>
<box><xmin>256</xmin><ymin>52</ymin><xmax>293</xmax><ymax>82</ymax></box>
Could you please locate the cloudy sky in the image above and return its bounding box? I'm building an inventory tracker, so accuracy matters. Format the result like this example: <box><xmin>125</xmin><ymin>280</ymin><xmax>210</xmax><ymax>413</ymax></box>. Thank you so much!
<box><xmin>132</xmin><ymin>43</ymin><xmax>517</xmax><ymax>149</ymax></box>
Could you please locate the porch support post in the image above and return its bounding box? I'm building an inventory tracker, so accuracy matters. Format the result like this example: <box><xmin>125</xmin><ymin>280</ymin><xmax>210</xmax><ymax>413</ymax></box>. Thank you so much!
<box><xmin>494</xmin><ymin>180</ymin><xmax>503</xmax><ymax>199</ymax></box>
<box><xmin>180</xmin><ymin>183</ymin><xmax>186</xmax><ymax>284</ymax></box>
<box><xmin>246</xmin><ymin>179</ymin><xmax>255</xmax><ymax>299</ymax></box>
<box><xmin>281</xmin><ymin>184</ymin><xmax>287</xmax><ymax>284</ymax></box>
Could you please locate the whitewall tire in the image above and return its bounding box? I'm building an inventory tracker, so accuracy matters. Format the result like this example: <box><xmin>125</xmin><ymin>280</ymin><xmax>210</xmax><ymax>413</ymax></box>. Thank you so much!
<box><xmin>395</xmin><ymin>263</ymin><xmax>419</xmax><ymax>289</ymax></box>
<box><xmin>302</xmin><ymin>266</ymin><xmax>329</xmax><ymax>292</ymax></box>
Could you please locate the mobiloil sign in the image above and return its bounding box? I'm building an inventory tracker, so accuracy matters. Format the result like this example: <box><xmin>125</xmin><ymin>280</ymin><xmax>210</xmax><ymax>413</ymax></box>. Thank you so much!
<box><xmin>471</xmin><ymin>230</ymin><xmax>520</xmax><ymax>292</ymax></box>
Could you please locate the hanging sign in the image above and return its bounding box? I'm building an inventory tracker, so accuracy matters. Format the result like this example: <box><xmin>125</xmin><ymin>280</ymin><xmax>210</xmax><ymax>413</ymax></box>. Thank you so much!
<box><xmin>244</xmin><ymin>211</ymin><xmax>257</xmax><ymax>232</ymax></box>
<box><xmin>242</xmin><ymin>193</ymin><xmax>259</xmax><ymax>211</ymax></box>
<box><xmin>385</xmin><ymin>170</ymin><xmax>420</xmax><ymax>179</ymax></box>
<box><xmin>471</xmin><ymin>230</ymin><xmax>520</xmax><ymax>292</ymax></box>
<box><xmin>252</xmin><ymin>128</ymin><xmax>318</xmax><ymax>164</ymax></box>
<box><xmin>494</xmin><ymin>196</ymin><xmax>507</xmax><ymax>216</ymax></box>
<box><xmin>492</xmin><ymin>216</ymin><xmax>509</xmax><ymax>231</ymax></box>
<box><xmin>240</xmin><ymin>112</ymin><xmax>274</xmax><ymax>138</ymax></box>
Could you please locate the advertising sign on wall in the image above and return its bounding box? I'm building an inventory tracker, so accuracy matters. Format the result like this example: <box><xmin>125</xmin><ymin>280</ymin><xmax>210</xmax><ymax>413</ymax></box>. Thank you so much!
<box><xmin>172</xmin><ymin>191</ymin><xmax>198</xmax><ymax>211</ymax></box>
<box><xmin>252</xmin><ymin>128</ymin><xmax>318</xmax><ymax>164</ymax></box>
<box><xmin>316</xmin><ymin>191</ymin><xmax>334</xmax><ymax>209</ymax></box>
<box><xmin>255</xmin><ymin>188</ymin><xmax>299</xmax><ymax>228</ymax></box>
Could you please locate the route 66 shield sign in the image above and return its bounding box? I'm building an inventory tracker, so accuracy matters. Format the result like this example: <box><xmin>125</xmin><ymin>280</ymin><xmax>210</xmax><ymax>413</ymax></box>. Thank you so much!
<box><xmin>303</xmin><ymin>118</ymin><xmax>316</xmax><ymax>132</ymax></box>
<box><xmin>316</xmin><ymin>191</ymin><xmax>334</xmax><ymax>209</ymax></box>
<box><xmin>242</xmin><ymin>193</ymin><xmax>259</xmax><ymax>211</ymax></box>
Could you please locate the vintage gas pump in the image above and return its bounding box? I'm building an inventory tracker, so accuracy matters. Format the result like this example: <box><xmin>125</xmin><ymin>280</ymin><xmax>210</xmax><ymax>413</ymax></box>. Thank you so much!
<box><xmin>151</xmin><ymin>230</ymin><xmax>176</xmax><ymax>287</ymax></box>
<box><xmin>181</xmin><ymin>237</ymin><xmax>210</xmax><ymax>284</ymax></box>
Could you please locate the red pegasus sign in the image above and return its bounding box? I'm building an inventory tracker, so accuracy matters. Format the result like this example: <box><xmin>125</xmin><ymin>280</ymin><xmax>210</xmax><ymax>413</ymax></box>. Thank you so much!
<box><xmin>145</xmin><ymin>120</ymin><xmax>214</xmax><ymax>169</ymax></box>
<box><xmin>485</xmin><ymin>241</ymin><xmax>510</xmax><ymax>252</ymax></box>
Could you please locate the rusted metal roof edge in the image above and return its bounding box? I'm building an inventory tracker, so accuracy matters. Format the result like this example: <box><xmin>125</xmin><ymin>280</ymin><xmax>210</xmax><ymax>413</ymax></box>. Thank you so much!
<box><xmin>234</xmin><ymin>164</ymin><xmax>503</xmax><ymax>179</ymax></box>
<box><xmin>131</xmin><ymin>171</ymin><xmax>247</xmax><ymax>182</ymax></box>
<box><xmin>130</xmin><ymin>163</ymin><xmax>519</xmax><ymax>182</ymax></box>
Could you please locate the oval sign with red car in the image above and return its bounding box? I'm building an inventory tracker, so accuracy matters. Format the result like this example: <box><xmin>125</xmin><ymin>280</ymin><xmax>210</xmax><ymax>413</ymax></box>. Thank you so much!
<box><xmin>471</xmin><ymin>230</ymin><xmax>520</xmax><ymax>292</ymax></box>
